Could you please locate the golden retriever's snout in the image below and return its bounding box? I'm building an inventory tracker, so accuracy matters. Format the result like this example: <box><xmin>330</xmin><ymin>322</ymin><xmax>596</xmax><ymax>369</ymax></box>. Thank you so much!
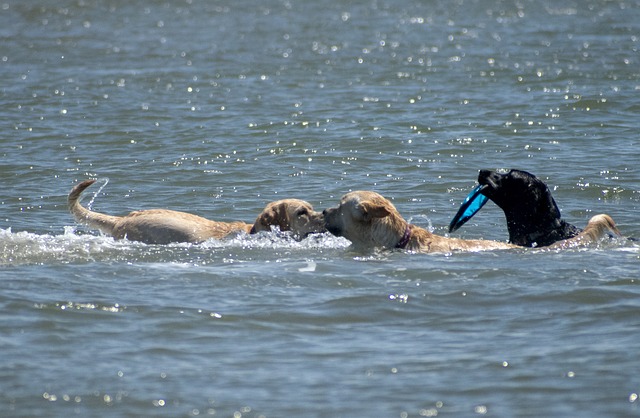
<box><xmin>322</xmin><ymin>207</ymin><xmax>342</xmax><ymax>236</ymax></box>
<box><xmin>299</xmin><ymin>208</ymin><xmax>327</xmax><ymax>238</ymax></box>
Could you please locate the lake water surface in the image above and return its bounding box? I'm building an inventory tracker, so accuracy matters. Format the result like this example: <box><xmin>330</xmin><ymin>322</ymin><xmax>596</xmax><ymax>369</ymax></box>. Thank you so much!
<box><xmin>2</xmin><ymin>0</ymin><xmax>640</xmax><ymax>417</ymax></box>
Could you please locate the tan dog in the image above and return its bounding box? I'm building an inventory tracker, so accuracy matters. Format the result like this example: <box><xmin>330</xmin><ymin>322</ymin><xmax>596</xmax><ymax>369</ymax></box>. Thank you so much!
<box><xmin>68</xmin><ymin>179</ymin><xmax>325</xmax><ymax>244</ymax></box>
<box><xmin>323</xmin><ymin>191</ymin><xmax>517</xmax><ymax>253</ymax></box>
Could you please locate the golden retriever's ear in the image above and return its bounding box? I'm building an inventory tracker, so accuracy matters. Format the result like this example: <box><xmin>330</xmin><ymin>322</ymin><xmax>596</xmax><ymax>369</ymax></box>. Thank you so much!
<box><xmin>251</xmin><ymin>203</ymin><xmax>289</xmax><ymax>233</ymax></box>
<box><xmin>358</xmin><ymin>200</ymin><xmax>391</xmax><ymax>221</ymax></box>
<box><xmin>250</xmin><ymin>209</ymin><xmax>274</xmax><ymax>233</ymax></box>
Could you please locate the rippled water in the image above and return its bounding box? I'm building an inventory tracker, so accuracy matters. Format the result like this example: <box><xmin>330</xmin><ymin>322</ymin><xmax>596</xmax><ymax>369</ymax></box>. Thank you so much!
<box><xmin>2</xmin><ymin>0</ymin><xmax>640</xmax><ymax>417</ymax></box>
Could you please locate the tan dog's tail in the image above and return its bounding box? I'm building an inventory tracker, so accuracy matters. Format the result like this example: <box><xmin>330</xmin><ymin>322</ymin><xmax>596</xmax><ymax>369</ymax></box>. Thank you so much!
<box><xmin>68</xmin><ymin>179</ymin><xmax>120</xmax><ymax>236</ymax></box>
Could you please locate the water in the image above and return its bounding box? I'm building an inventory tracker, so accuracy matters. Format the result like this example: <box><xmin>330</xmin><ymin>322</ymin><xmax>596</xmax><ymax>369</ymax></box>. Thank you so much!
<box><xmin>2</xmin><ymin>0</ymin><xmax>640</xmax><ymax>416</ymax></box>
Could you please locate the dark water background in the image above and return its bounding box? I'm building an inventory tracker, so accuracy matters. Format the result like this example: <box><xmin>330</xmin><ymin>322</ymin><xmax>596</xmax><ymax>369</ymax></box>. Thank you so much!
<box><xmin>2</xmin><ymin>1</ymin><xmax>640</xmax><ymax>416</ymax></box>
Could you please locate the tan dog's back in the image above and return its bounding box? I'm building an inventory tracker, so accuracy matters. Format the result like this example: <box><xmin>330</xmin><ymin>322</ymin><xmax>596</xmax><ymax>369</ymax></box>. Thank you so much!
<box><xmin>109</xmin><ymin>209</ymin><xmax>251</xmax><ymax>244</ymax></box>
<box><xmin>406</xmin><ymin>226</ymin><xmax>516</xmax><ymax>253</ymax></box>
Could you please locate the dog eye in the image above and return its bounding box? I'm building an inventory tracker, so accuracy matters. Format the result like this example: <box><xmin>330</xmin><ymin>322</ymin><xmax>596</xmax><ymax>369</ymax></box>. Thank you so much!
<box><xmin>295</xmin><ymin>208</ymin><xmax>309</xmax><ymax>217</ymax></box>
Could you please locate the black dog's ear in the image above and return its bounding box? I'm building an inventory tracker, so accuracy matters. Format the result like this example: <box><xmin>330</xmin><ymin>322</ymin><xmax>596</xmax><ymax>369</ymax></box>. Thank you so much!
<box><xmin>517</xmin><ymin>172</ymin><xmax>560</xmax><ymax>218</ymax></box>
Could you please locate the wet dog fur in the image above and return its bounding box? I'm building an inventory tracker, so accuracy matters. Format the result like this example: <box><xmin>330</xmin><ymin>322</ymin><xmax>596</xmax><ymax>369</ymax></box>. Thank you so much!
<box><xmin>544</xmin><ymin>213</ymin><xmax>621</xmax><ymax>250</ymax></box>
<box><xmin>68</xmin><ymin>179</ymin><xmax>325</xmax><ymax>244</ymax></box>
<box><xmin>477</xmin><ymin>169</ymin><xmax>621</xmax><ymax>247</ymax></box>
<box><xmin>323</xmin><ymin>190</ymin><xmax>517</xmax><ymax>253</ymax></box>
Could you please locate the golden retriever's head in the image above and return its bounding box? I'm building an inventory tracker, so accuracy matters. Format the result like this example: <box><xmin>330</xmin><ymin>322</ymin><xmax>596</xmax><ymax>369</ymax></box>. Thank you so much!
<box><xmin>250</xmin><ymin>199</ymin><xmax>326</xmax><ymax>239</ymax></box>
<box><xmin>323</xmin><ymin>191</ymin><xmax>406</xmax><ymax>248</ymax></box>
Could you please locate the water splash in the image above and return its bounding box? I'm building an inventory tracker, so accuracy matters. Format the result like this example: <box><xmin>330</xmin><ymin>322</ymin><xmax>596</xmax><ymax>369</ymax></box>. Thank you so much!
<box><xmin>87</xmin><ymin>177</ymin><xmax>110</xmax><ymax>210</ymax></box>
<box><xmin>1</xmin><ymin>225</ymin><xmax>633</xmax><ymax>266</ymax></box>
<box><xmin>0</xmin><ymin>227</ymin><xmax>349</xmax><ymax>266</ymax></box>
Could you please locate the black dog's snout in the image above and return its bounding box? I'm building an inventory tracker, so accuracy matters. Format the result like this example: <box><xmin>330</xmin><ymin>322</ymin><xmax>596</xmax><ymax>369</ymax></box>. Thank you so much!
<box><xmin>478</xmin><ymin>169</ymin><xmax>503</xmax><ymax>190</ymax></box>
<box><xmin>478</xmin><ymin>169</ymin><xmax>492</xmax><ymax>180</ymax></box>
<box><xmin>478</xmin><ymin>169</ymin><xmax>500</xmax><ymax>182</ymax></box>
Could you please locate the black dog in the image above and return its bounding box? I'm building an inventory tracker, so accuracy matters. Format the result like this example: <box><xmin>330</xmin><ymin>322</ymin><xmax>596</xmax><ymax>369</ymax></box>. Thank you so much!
<box><xmin>477</xmin><ymin>169</ymin><xmax>582</xmax><ymax>247</ymax></box>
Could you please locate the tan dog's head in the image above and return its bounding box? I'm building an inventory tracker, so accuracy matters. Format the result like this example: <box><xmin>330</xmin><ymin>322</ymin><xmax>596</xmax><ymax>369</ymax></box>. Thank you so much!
<box><xmin>323</xmin><ymin>191</ymin><xmax>406</xmax><ymax>249</ymax></box>
<box><xmin>250</xmin><ymin>199</ymin><xmax>326</xmax><ymax>239</ymax></box>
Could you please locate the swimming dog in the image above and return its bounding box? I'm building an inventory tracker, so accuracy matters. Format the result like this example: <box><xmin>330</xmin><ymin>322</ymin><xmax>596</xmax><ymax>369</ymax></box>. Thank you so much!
<box><xmin>68</xmin><ymin>179</ymin><xmax>325</xmax><ymax>244</ymax></box>
<box><xmin>323</xmin><ymin>190</ymin><xmax>517</xmax><ymax>253</ymax></box>
<box><xmin>450</xmin><ymin>169</ymin><xmax>621</xmax><ymax>247</ymax></box>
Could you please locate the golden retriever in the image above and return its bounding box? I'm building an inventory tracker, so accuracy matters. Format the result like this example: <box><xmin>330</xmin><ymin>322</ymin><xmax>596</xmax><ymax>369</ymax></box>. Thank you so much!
<box><xmin>68</xmin><ymin>179</ymin><xmax>325</xmax><ymax>244</ymax></box>
<box><xmin>323</xmin><ymin>190</ymin><xmax>517</xmax><ymax>253</ymax></box>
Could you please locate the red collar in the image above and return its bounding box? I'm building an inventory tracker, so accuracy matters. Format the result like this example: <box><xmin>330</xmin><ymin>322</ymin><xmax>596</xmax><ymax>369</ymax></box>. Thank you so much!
<box><xmin>395</xmin><ymin>225</ymin><xmax>412</xmax><ymax>249</ymax></box>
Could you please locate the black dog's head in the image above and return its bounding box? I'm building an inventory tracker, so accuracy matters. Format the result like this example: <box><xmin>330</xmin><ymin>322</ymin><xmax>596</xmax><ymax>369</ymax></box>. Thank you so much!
<box><xmin>478</xmin><ymin>169</ymin><xmax>581</xmax><ymax>247</ymax></box>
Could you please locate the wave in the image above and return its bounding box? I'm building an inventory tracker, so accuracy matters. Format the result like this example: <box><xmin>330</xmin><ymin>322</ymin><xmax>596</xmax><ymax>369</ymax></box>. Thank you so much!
<box><xmin>2</xmin><ymin>226</ymin><xmax>635</xmax><ymax>267</ymax></box>
<box><xmin>0</xmin><ymin>227</ymin><xmax>351</xmax><ymax>266</ymax></box>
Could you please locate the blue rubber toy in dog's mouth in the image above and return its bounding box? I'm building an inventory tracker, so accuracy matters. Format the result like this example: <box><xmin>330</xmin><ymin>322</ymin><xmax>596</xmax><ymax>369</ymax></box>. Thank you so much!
<box><xmin>448</xmin><ymin>184</ymin><xmax>489</xmax><ymax>233</ymax></box>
